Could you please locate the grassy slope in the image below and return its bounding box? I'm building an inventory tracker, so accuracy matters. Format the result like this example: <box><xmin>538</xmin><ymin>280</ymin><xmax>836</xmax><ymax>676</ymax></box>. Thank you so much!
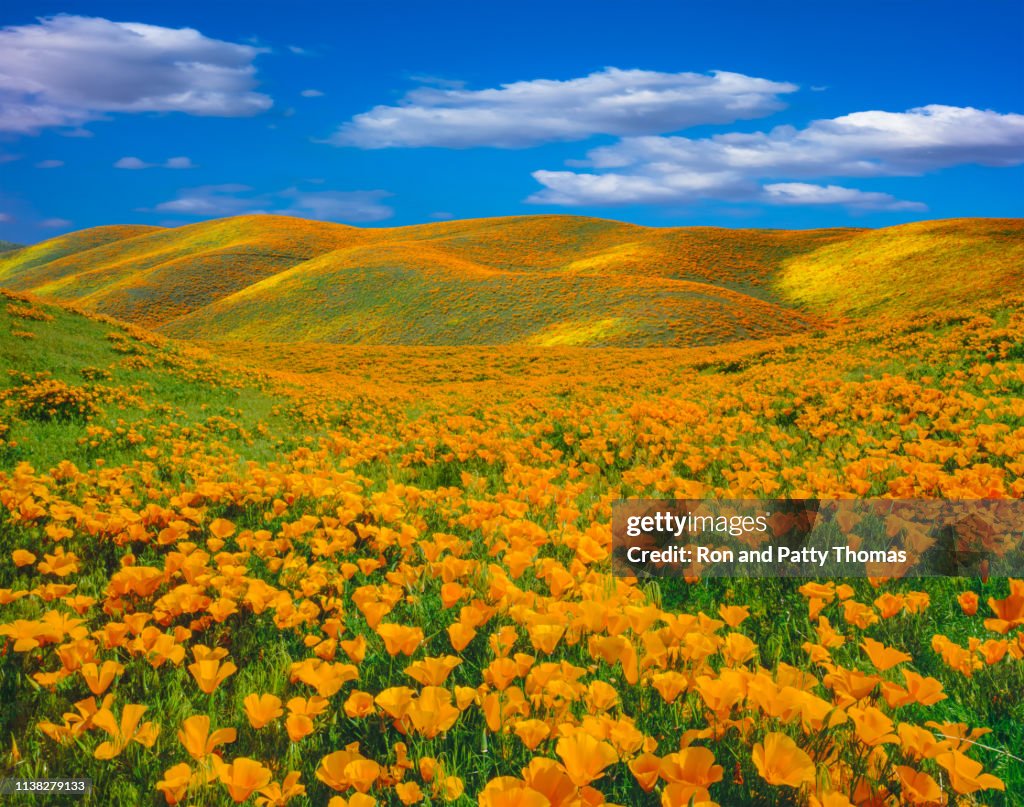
<box><xmin>0</xmin><ymin>215</ymin><xmax>856</xmax><ymax>346</ymax></box>
<box><xmin>777</xmin><ymin>218</ymin><xmax>1024</xmax><ymax>317</ymax></box>
<box><xmin>0</xmin><ymin>226</ymin><xmax>162</xmax><ymax>285</ymax></box>
<box><xmin>0</xmin><ymin>218</ymin><xmax>364</xmax><ymax>330</ymax></box>
<box><xmin>2</xmin><ymin>215</ymin><xmax>1021</xmax><ymax>347</ymax></box>
<box><xmin>0</xmin><ymin>292</ymin><xmax>300</xmax><ymax>471</ymax></box>
<box><xmin>164</xmin><ymin>240</ymin><xmax>824</xmax><ymax>347</ymax></box>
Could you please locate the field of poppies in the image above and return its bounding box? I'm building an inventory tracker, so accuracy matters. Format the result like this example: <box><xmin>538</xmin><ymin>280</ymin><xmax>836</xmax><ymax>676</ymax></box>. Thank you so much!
<box><xmin>1</xmin><ymin>276</ymin><xmax>1023</xmax><ymax>806</ymax></box>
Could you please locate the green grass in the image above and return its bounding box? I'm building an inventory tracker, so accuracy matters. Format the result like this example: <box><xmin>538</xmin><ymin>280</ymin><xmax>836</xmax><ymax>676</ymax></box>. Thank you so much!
<box><xmin>0</xmin><ymin>294</ymin><xmax>306</xmax><ymax>471</ymax></box>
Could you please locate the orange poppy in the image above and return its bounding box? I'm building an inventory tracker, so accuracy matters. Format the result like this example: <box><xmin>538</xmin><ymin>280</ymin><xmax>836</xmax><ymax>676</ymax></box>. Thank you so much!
<box><xmin>79</xmin><ymin>660</ymin><xmax>124</xmax><ymax>695</ymax></box>
<box><xmin>188</xmin><ymin>658</ymin><xmax>237</xmax><ymax>694</ymax></box>
<box><xmin>243</xmin><ymin>693</ymin><xmax>284</xmax><ymax>729</ymax></box>
<box><xmin>178</xmin><ymin>714</ymin><xmax>236</xmax><ymax>760</ymax></box>
<box><xmin>752</xmin><ymin>732</ymin><xmax>815</xmax><ymax>788</ymax></box>
<box><xmin>554</xmin><ymin>731</ymin><xmax>618</xmax><ymax>787</ymax></box>
<box><xmin>212</xmin><ymin>757</ymin><xmax>273</xmax><ymax>804</ymax></box>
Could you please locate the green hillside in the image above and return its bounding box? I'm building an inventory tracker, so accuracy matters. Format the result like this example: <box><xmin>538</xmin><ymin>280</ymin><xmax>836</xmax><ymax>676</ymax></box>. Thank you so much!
<box><xmin>0</xmin><ymin>214</ymin><xmax>1021</xmax><ymax>346</ymax></box>
<box><xmin>776</xmin><ymin>218</ymin><xmax>1024</xmax><ymax>317</ymax></box>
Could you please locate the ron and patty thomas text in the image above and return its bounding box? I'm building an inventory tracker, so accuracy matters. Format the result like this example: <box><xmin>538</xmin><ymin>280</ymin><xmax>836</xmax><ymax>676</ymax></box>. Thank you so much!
<box><xmin>623</xmin><ymin>511</ymin><xmax>909</xmax><ymax>567</ymax></box>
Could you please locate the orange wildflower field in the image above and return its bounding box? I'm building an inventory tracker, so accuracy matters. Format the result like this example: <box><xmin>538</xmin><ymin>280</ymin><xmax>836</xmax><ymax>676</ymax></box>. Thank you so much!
<box><xmin>1</xmin><ymin>216</ymin><xmax>1023</xmax><ymax>805</ymax></box>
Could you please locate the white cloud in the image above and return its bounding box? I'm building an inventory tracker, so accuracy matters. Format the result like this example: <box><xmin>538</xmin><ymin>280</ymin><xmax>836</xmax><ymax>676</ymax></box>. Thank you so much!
<box><xmin>0</xmin><ymin>14</ymin><xmax>272</xmax><ymax>134</ymax></box>
<box><xmin>300</xmin><ymin>89</ymin><xmax>324</xmax><ymax>98</ymax></box>
<box><xmin>762</xmin><ymin>183</ymin><xmax>926</xmax><ymax>211</ymax></box>
<box><xmin>35</xmin><ymin>159</ymin><xmax>64</xmax><ymax>168</ymax></box>
<box><xmin>40</xmin><ymin>217</ymin><xmax>71</xmax><ymax>228</ymax></box>
<box><xmin>528</xmin><ymin>105</ymin><xmax>1024</xmax><ymax>209</ymax></box>
<box><xmin>115</xmin><ymin>155</ymin><xmax>196</xmax><ymax>169</ymax></box>
<box><xmin>0</xmin><ymin>212</ymin><xmax>12</xmax><ymax>222</ymax></box>
<box><xmin>154</xmin><ymin>184</ymin><xmax>256</xmax><ymax>215</ymax></box>
<box><xmin>153</xmin><ymin>185</ymin><xmax>394</xmax><ymax>223</ymax></box>
<box><xmin>329</xmin><ymin>68</ymin><xmax>798</xmax><ymax>149</ymax></box>
<box><xmin>278</xmin><ymin>188</ymin><xmax>393</xmax><ymax>222</ymax></box>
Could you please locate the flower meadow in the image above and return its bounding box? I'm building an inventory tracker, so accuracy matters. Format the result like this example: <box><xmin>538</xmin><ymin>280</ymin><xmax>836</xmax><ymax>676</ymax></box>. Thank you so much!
<box><xmin>1</xmin><ymin>286</ymin><xmax>1024</xmax><ymax>806</ymax></box>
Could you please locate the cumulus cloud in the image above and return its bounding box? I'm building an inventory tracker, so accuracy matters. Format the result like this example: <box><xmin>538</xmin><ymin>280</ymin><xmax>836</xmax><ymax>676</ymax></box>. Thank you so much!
<box><xmin>762</xmin><ymin>183</ymin><xmax>926</xmax><ymax>211</ymax></box>
<box><xmin>528</xmin><ymin>105</ymin><xmax>1024</xmax><ymax>209</ymax></box>
<box><xmin>300</xmin><ymin>89</ymin><xmax>324</xmax><ymax>98</ymax></box>
<box><xmin>0</xmin><ymin>14</ymin><xmax>272</xmax><ymax>134</ymax></box>
<box><xmin>115</xmin><ymin>156</ymin><xmax>196</xmax><ymax>170</ymax></box>
<box><xmin>0</xmin><ymin>212</ymin><xmax>12</xmax><ymax>222</ymax></box>
<box><xmin>35</xmin><ymin>159</ymin><xmax>64</xmax><ymax>168</ymax></box>
<box><xmin>40</xmin><ymin>217</ymin><xmax>72</xmax><ymax>228</ymax></box>
<box><xmin>153</xmin><ymin>185</ymin><xmax>394</xmax><ymax>223</ymax></box>
<box><xmin>329</xmin><ymin>68</ymin><xmax>798</xmax><ymax>149</ymax></box>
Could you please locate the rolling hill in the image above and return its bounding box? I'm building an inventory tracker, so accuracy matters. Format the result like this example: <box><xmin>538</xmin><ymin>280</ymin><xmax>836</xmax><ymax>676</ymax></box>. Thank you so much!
<box><xmin>0</xmin><ymin>214</ymin><xmax>1020</xmax><ymax>346</ymax></box>
<box><xmin>777</xmin><ymin>217</ymin><xmax>1024</xmax><ymax>317</ymax></box>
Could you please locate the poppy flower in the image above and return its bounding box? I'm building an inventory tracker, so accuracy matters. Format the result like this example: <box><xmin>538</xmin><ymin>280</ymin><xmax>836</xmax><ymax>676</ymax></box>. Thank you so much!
<box><xmin>11</xmin><ymin>550</ymin><xmax>35</xmax><ymax>567</ymax></box>
<box><xmin>178</xmin><ymin>714</ymin><xmax>236</xmax><ymax>760</ymax></box>
<box><xmin>188</xmin><ymin>658</ymin><xmax>237</xmax><ymax>694</ymax></box>
<box><xmin>376</xmin><ymin>623</ymin><xmax>423</xmax><ymax>656</ymax></box>
<box><xmin>407</xmin><ymin>687</ymin><xmax>461</xmax><ymax>738</ymax></box>
<box><xmin>243</xmin><ymin>693</ymin><xmax>284</xmax><ymax>729</ymax></box>
<box><xmin>848</xmin><ymin>706</ymin><xmax>899</xmax><ymax>746</ymax></box>
<box><xmin>861</xmin><ymin>638</ymin><xmax>912</xmax><ymax>671</ymax></box>
<box><xmin>343</xmin><ymin>690</ymin><xmax>376</xmax><ymax>719</ymax></box>
<box><xmin>212</xmin><ymin>757</ymin><xmax>273</xmax><ymax>803</ymax></box>
<box><xmin>404</xmin><ymin>655</ymin><xmax>461</xmax><ymax>686</ymax></box>
<box><xmin>93</xmin><ymin>703</ymin><xmax>159</xmax><ymax>759</ymax></box>
<box><xmin>752</xmin><ymin>732</ymin><xmax>815</xmax><ymax>788</ymax></box>
<box><xmin>394</xmin><ymin>781</ymin><xmax>423</xmax><ymax>805</ymax></box>
<box><xmin>155</xmin><ymin>763</ymin><xmax>193</xmax><ymax>805</ymax></box>
<box><xmin>317</xmin><ymin>749</ymin><xmax>365</xmax><ymax>791</ymax></box>
<box><xmin>659</xmin><ymin>746</ymin><xmax>723</xmax><ymax>789</ymax></box>
<box><xmin>513</xmin><ymin>719</ymin><xmax>550</xmax><ymax>750</ymax></box>
<box><xmin>957</xmin><ymin>591</ymin><xmax>979</xmax><ymax>615</ymax></box>
<box><xmin>555</xmin><ymin>731</ymin><xmax>618</xmax><ymax>786</ymax></box>
<box><xmin>79</xmin><ymin>660</ymin><xmax>124</xmax><ymax>695</ymax></box>
<box><xmin>342</xmin><ymin>758</ymin><xmax>381</xmax><ymax>793</ymax></box>
<box><xmin>628</xmin><ymin>752</ymin><xmax>661</xmax><ymax>792</ymax></box>
<box><xmin>934</xmin><ymin>749</ymin><xmax>1005</xmax><ymax>794</ymax></box>
<box><xmin>894</xmin><ymin>765</ymin><xmax>943</xmax><ymax>804</ymax></box>
<box><xmin>255</xmin><ymin>771</ymin><xmax>305</xmax><ymax>806</ymax></box>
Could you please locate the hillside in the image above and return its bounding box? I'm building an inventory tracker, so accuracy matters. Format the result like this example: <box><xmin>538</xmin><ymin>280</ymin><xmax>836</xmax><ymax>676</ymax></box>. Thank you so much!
<box><xmin>0</xmin><ymin>216</ymin><xmax>851</xmax><ymax>346</ymax></box>
<box><xmin>0</xmin><ymin>214</ymin><xmax>1020</xmax><ymax>346</ymax></box>
<box><xmin>0</xmin><ymin>240</ymin><xmax>21</xmax><ymax>254</ymax></box>
<box><xmin>777</xmin><ymin>218</ymin><xmax>1024</xmax><ymax>317</ymax></box>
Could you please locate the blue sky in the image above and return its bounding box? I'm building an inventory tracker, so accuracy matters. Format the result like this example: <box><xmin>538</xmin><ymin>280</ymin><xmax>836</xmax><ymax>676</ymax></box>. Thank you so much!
<box><xmin>0</xmin><ymin>1</ymin><xmax>1022</xmax><ymax>242</ymax></box>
